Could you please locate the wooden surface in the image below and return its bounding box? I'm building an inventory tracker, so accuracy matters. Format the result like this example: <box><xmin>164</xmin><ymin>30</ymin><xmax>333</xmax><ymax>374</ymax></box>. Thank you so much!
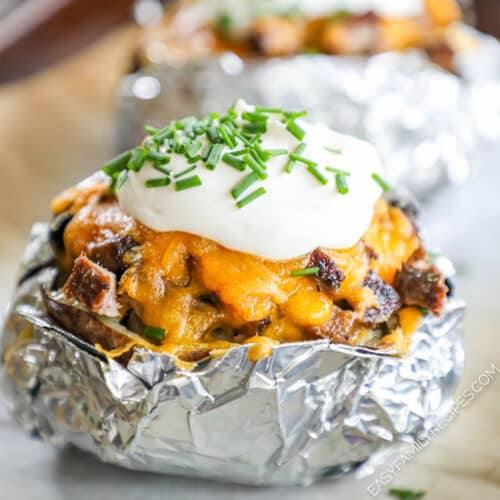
<box><xmin>0</xmin><ymin>24</ymin><xmax>498</xmax><ymax>500</ymax></box>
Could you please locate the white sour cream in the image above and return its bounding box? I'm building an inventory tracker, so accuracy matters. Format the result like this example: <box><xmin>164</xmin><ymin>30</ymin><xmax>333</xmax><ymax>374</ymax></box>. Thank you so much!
<box><xmin>117</xmin><ymin>100</ymin><xmax>383</xmax><ymax>260</ymax></box>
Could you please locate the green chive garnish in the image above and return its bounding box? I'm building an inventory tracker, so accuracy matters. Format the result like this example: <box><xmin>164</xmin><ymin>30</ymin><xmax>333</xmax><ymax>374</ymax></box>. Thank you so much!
<box><xmin>174</xmin><ymin>165</ymin><xmax>197</xmax><ymax>178</ymax></box>
<box><xmin>285</xmin><ymin>143</ymin><xmax>306</xmax><ymax>173</ymax></box>
<box><xmin>147</xmin><ymin>151</ymin><xmax>170</xmax><ymax>164</ymax></box>
<box><xmin>145</xmin><ymin>177</ymin><xmax>171</xmax><ymax>188</ymax></box>
<box><xmin>153</xmin><ymin>126</ymin><xmax>174</xmax><ymax>143</ymax></box>
<box><xmin>307</xmin><ymin>165</ymin><xmax>328</xmax><ymax>185</ymax></box>
<box><xmin>286</xmin><ymin>119</ymin><xmax>306</xmax><ymax>141</ymax></box>
<box><xmin>175</xmin><ymin>175</ymin><xmax>202</xmax><ymax>191</ymax></box>
<box><xmin>144</xmin><ymin>125</ymin><xmax>158</xmax><ymax>135</ymax></box>
<box><xmin>216</xmin><ymin>11</ymin><xmax>233</xmax><ymax>34</ymax></box>
<box><xmin>116</xmin><ymin>170</ymin><xmax>129</xmax><ymax>190</ymax></box>
<box><xmin>152</xmin><ymin>164</ymin><xmax>171</xmax><ymax>176</ymax></box>
<box><xmin>243</xmin><ymin>122</ymin><xmax>267</xmax><ymax>134</ymax></box>
<box><xmin>231</xmin><ymin>172</ymin><xmax>259</xmax><ymax>199</ymax></box>
<box><xmin>324</xmin><ymin>146</ymin><xmax>343</xmax><ymax>155</ymax></box>
<box><xmin>222</xmin><ymin>153</ymin><xmax>246</xmax><ymax>171</ymax></box>
<box><xmin>236</xmin><ymin>187</ymin><xmax>266</xmax><ymax>208</ymax></box>
<box><xmin>231</xmin><ymin>148</ymin><xmax>249</xmax><ymax>156</ymax></box>
<box><xmin>186</xmin><ymin>140</ymin><xmax>203</xmax><ymax>160</ymax></box>
<box><xmin>128</xmin><ymin>147</ymin><xmax>147</xmax><ymax>172</ymax></box>
<box><xmin>335</xmin><ymin>173</ymin><xmax>349</xmax><ymax>194</ymax></box>
<box><xmin>288</xmin><ymin>153</ymin><xmax>317</xmax><ymax>168</ymax></box>
<box><xmin>207</xmin><ymin>126</ymin><xmax>222</xmax><ymax>143</ymax></box>
<box><xmin>388</xmin><ymin>489</ymin><xmax>426</xmax><ymax>500</ymax></box>
<box><xmin>284</xmin><ymin>110</ymin><xmax>308</xmax><ymax>119</ymax></box>
<box><xmin>325</xmin><ymin>167</ymin><xmax>351</xmax><ymax>176</ymax></box>
<box><xmin>242</xmin><ymin>111</ymin><xmax>268</xmax><ymax>123</ymax></box>
<box><xmin>291</xmin><ymin>266</ymin><xmax>320</xmax><ymax>277</ymax></box>
<box><xmin>206</xmin><ymin>143</ymin><xmax>224</xmax><ymax>170</ymax></box>
<box><xmin>102</xmin><ymin>150</ymin><xmax>132</xmax><ymax>176</ymax></box>
<box><xmin>372</xmin><ymin>173</ymin><xmax>391</xmax><ymax>192</ymax></box>
<box><xmin>265</xmin><ymin>149</ymin><xmax>288</xmax><ymax>157</ymax></box>
<box><xmin>255</xmin><ymin>106</ymin><xmax>283</xmax><ymax>114</ymax></box>
<box><xmin>218</xmin><ymin>123</ymin><xmax>236</xmax><ymax>148</ymax></box>
<box><xmin>243</xmin><ymin>154</ymin><xmax>268</xmax><ymax>179</ymax></box>
<box><xmin>144</xmin><ymin>326</ymin><xmax>165</xmax><ymax>341</ymax></box>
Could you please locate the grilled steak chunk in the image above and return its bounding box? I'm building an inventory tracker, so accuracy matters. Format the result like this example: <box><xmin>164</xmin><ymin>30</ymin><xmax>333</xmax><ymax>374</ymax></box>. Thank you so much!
<box><xmin>309</xmin><ymin>305</ymin><xmax>356</xmax><ymax>343</ymax></box>
<box><xmin>363</xmin><ymin>271</ymin><xmax>401</xmax><ymax>323</ymax></box>
<box><xmin>86</xmin><ymin>234</ymin><xmax>136</xmax><ymax>274</ymax></box>
<box><xmin>308</xmin><ymin>248</ymin><xmax>345</xmax><ymax>291</ymax></box>
<box><xmin>42</xmin><ymin>289</ymin><xmax>129</xmax><ymax>351</ymax></box>
<box><xmin>395</xmin><ymin>250</ymin><xmax>448</xmax><ymax>315</ymax></box>
<box><xmin>63</xmin><ymin>255</ymin><xmax>120</xmax><ymax>317</ymax></box>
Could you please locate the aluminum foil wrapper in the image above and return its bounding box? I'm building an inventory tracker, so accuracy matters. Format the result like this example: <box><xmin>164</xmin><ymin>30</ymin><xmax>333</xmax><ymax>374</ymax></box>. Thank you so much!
<box><xmin>118</xmin><ymin>25</ymin><xmax>500</xmax><ymax>200</ymax></box>
<box><xmin>1</xmin><ymin>222</ymin><xmax>465</xmax><ymax>486</ymax></box>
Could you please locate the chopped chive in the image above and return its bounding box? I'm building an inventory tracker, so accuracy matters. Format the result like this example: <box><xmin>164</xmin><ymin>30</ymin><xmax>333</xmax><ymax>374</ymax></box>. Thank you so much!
<box><xmin>324</xmin><ymin>146</ymin><xmax>343</xmax><ymax>155</ymax></box>
<box><xmin>234</xmin><ymin>130</ymin><xmax>252</xmax><ymax>146</ymax></box>
<box><xmin>242</xmin><ymin>111</ymin><xmax>268</xmax><ymax>123</ymax></box>
<box><xmin>243</xmin><ymin>122</ymin><xmax>267</xmax><ymax>134</ymax></box>
<box><xmin>231</xmin><ymin>172</ymin><xmax>259</xmax><ymax>199</ymax></box>
<box><xmin>102</xmin><ymin>150</ymin><xmax>132</xmax><ymax>176</ymax></box>
<box><xmin>291</xmin><ymin>266</ymin><xmax>319</xmax><ymax>277</ymax></box>
<box><xmin>335</xmin><ymin>173</ymin><xmax>349</xmax><ymax>194</ymax></box>
<box><xmin>200</xmin><ymin>143</ymin><xmax>212</xmax><ymax>161</ymax></box>
<box><xmin>153</xmin><ymin>126</ymin><xmax>174</xmax><ymax>143</ymax></box>
<box><xmin>116</xmin><ymin>170</ymin><xmax>129</xmax><ymax>190</ymax></box>
<box><xmin>255</xmin><ymin>106</ymin><xmax>283</xmax><ymax>114</ymax></box>
<box><xmin>152</xmin><ymin>164</ymin><xmax>171</xmax><ymax>176</ymax></box>
<box><xmin>145</xmin><ymin>177</ymin><xmax>171</xmax><ymax>188</ymax></box>
<box><xmin>264</xmin><ymin>148</ymin><xmax>288</xmax><ymax>157</ymax></box>
<box><xmin>216</xmin><ymin>11</ymin><xmax>233</xmax><ymax>34</ymax></box>
<box><xmin>289</xmin><ymin>153</ymin><xmax>317</xmax><ymax>168</ymax></box>
<box><xmin>231</xmin><ymin>148</ymin><xmax>249</xmax><ymax>156</ymax></box>
<box><xmin>254</xmin><ymin>143</ymin><xmax>269</xmax><ymax>162</ymax></box>
<box><xmin>173</xmin><ymin>132</ymin><xmax>187</xmax><ymax>154</ymax></box>
<box><xmin>175</xmin><ymin>175</ymin><xmax>202</xmax><ymax>191</ymax></box>
<box><xmin>285</xmin><ymin>143</ymin><xmax>306</xmax><ymax>173</ymax></box>
<box><xmin>174</xmin><ymin>165</ymin><xmax>197</xmax><ymax>178</ymax></box>
<box><xmin>182</xmin><ymin>117</ymin><xmax>196</xmax><ymax>137</ymax></box>
<box><xmin>243</xmin><ymin>154</ymin><xmax>268</xmax><ymax>180</ymax></box>
<box><xmin>128</xmin><ymin>147</ymin><xmax>147</xmax><ymax>172</ymax></box>
<box><xmin>236</xmin><ymin>187</ymin><xmax>266</xmax><ymax>208</ymax></box>
<box><xmin>388</xmin><ymin>489</ymin><xmax>426</xmax><ymax>500</ymax></box>
<box><xmin>147</xmin><ymin>150</ymin><xmax>170</xmax><ymax>164</ymax></box>
<box><xmin>286</xmin><ymin>119</ymin><xmax>305</xmax><ymax>141</ymax></box>
<box><xmin>325</xmin><ymin>166</ymin><xmax>351</xmax><ymax>176</ymax></box>
<box><xmin>206</xmin><ymin>143</ymin><xmax>224</xmax><ymax>170</ymax></box>
<box><xmin>218</xmin><ymin>123</ymin><xmax>237</xmax><ymax>148</ymax></box>
<box><xmin>222</xmin><ymin>153</ymin><xmax>246</xmax><ymax>171</ymax></box>
<box><xmin>186</xmin><ymin>140</ymin><xmax>203</xmax><ymax>160</ymax></box>
<box><xmin>307</xmin><ymin>165</ymin><xmax>328</xmax><ymax>185</ymax></box>
<box><xmin>194</xmin><ymin>120</ymin><xmax>208</xmax><ymax>136</ymax></box>
<box><xmin>144</xmin><ymin>325</ymin><xmax>165</xmax><ymax>341</ymax></box>
<box><xmin>207</xmin><ymin>126</ymin><xmax>222</xmax><ymax>143</ymax></box>
<box><xmin>372</xmin><ymin>173</ymin><xmax>391</xmax><ymax>192</ymax></box>
<box><xmin>144</xmin><ymin>125</ymin><xmax>158</xmax><ymax>135</ymax></box>
<box><xmin>284</xmin><ymin>110</ymin><xmax>308</xmax><ymax>119</ymax></box>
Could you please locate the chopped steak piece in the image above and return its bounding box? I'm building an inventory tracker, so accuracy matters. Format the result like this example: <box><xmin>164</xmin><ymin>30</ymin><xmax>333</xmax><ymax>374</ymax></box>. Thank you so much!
<box><xmin>363</xmin><ymin>271</ymin><xmax>401</xmax><ymax>323</ymax></box>
<box><xmin>86</xmin><ymin>235</ymin><xmax>137</xmax><ymax>274</ymax></box>
<box><xmin>395</xmin><ymin>249</ymin><xmax>448</xmax><ymax>315</ymax></box>
<box><xmin>63</xmin><ymin>255</ymin><xmax>120</xmax><ymax>317</ymax></box>
<box><xmin>42</xmin><ymin>289</ymin><xmax>129</xmax><ymax>351</ymax></box>
<box><xmin>236</xmin><ymin>317</ymin><xmax>271</xmax><ymax>341</ymax></box>
<box><xmin>308</xmin><ymin>248</ymin><xmax>345</xmax><ymax>291</ymax></box>
<box><xmin>177</xmin><ymin>349</ymin><xmax>211</xmax><ymax>363</ymax></box>
<box><xmin>309</xmin><ymin>305</ymin><xmax>356</xmax><ymax>343</ymax></box>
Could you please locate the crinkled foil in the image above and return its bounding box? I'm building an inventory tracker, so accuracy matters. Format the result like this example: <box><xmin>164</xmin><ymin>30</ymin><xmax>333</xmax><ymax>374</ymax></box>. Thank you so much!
<box><xmin>0</xmin><ymin>223</ymin><xmax>465</xmax><ymax>486</ymax></box>
<box><xmin>117</xmin><ymin>27</ymin><xmax>500</xmax><ymax>199</ymax></box>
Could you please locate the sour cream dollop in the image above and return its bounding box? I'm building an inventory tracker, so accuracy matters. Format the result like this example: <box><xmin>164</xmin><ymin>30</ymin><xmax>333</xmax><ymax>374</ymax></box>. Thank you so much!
<box><xmin>117</xmin><ymin>100</ymin><xmax>383</xmax><ymax>260</ymax></box>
